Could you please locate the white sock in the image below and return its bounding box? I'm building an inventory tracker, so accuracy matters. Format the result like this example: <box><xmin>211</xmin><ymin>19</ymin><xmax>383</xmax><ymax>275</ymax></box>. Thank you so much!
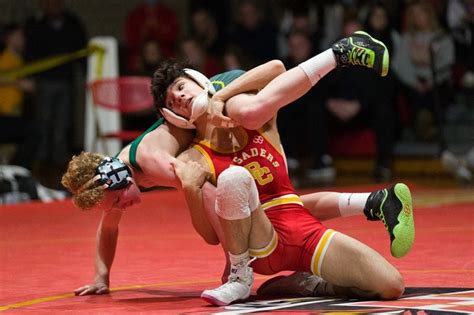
<box><xmin>298</xmin><ymin>49</ymin><xmax>337</xmax><ymax>86</ymax></box>
<box><xmin>338</xmin><ymin>193</ymin><xmax>371</xmax><ymax>217</ymax></box>
<box><xmin>229</xmin><ymin>251</ymin><xmax>249</xmax><ymax>265</ymax></box>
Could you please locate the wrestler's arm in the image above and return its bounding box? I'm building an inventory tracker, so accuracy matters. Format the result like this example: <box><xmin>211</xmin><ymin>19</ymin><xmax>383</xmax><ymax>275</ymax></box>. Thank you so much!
<box><xmin>225</xmin><ymin>67</ymin><xmax>312</xmax><ymax>130</ymax></box>
<box><xmin>119</xmin><ymin>123</ymin><xmax>194</xmax><ymax>188</ymax></box>
<box><xmin>173</xmin><ymin>148</ymin><xmax>219</xmax><ymax>245</ymax></box>
<box><xmin>207</xmin><ymin>60</ymin><xmax>286</xmax><ymax>127</ymax></box>
<box><xmin>212</xmin><ymin>60</ymin><xmax>286</xmax><ymax>102</ymax></box>
<box><xmin>74</xmin><ymin>209</ymin><xmax>123</xmax><ymax>296</ymax></box>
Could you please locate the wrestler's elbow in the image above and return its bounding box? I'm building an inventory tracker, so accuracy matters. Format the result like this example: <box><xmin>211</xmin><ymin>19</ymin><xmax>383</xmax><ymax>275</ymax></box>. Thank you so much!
<box><xmin>268</xmin><ymin>59</ymin><xmax>286</xmax><ymax>76</ymax></box>
<box><xmin>238</xmin><ymin>103</ymin><xmax>269</xmax><ymax>130</ymax></box>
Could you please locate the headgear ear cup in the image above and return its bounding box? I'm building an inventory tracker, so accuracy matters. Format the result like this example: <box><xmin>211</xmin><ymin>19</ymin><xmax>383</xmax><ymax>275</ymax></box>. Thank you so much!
<box><xmin>160</xmin><ymin>69</ymin><xmax>215</xmax><ymax>129</ymax></box>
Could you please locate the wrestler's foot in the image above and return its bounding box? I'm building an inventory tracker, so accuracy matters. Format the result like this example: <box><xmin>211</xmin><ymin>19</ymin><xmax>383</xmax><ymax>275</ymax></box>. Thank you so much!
<box><xmin>364</xmin><ymin>183</ymin><xmax>415</xmax><ymax>258</ymax></box>
<box><xmin>332</xmin><ymin>31</ymin><xmax>389</xmax><ymax>77</ymax></box>
<box><xmin>201</xmin><ymin>259</ymin><xmax>254</xmax><ymax>306</ymax></box>
<box><xmin>257</xmin><ymin>272</ymin><xmax>335</xmax><ymax>297</ymax></box>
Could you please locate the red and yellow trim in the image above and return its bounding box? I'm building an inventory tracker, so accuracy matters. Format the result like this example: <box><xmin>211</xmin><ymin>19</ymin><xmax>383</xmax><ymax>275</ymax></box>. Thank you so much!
<box><xmin>256</xmin><ymin>129</ymin><xmax>284</xmax><ymax>156</ymax></box>
<box><xmin>261</xmin><ymin>194</ymin><xmax>303</xmax><ymax>211</ymax></box>
<box><xmin>249</xmin><ymin>229</ymin><xmax>278</xmax><ymax>258</ymax></box>
<box><xmin>311</xmin><ymin>229</ymin><xmax>337</xmax><ymax>276</ymax></box>
<box><xmin>191</xmin><ymin>144</ymin><xmax>217</xmax><ymax>184</ymax></box>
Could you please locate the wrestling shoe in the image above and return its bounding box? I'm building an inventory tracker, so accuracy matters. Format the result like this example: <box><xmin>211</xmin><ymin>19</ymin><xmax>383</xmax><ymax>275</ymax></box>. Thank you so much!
<box><xmin>201</xmin><ymin>258</ymin><xmax>255</xmax><ymax>306</ymax></box>
<box><xmin>364</xmin><ymin>183</ymin><xmax>415</xmax><ymax>258</ymax></box>
<box><xmin>257</xmin><ymin>272</ymin><xmax>335</xmax><ymax>297</ymax></box>
<box><xmin>332</xmin><ymin>31</ymin><xmax>389</xmax><ymax>77</ymax></box>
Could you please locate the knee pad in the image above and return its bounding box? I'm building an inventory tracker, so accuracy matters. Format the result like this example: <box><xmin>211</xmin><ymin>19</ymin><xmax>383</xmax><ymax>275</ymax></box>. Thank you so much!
<box><xmin>215</xmin><ymin>166</ymin><xmax>260</xmax><ymax>220</ymax></box>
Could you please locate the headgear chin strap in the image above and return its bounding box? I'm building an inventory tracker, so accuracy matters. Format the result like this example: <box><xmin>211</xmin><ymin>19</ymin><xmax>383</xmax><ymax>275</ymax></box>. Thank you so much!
<box><xmin>160</xmin><ymin>68</ymin><xmax>216</xmax><ymax>129</ymax></box>
<box><xmin>78</xmin><ymin>157</ymin><xmax>133</xmax><ymax>193</ymax></box>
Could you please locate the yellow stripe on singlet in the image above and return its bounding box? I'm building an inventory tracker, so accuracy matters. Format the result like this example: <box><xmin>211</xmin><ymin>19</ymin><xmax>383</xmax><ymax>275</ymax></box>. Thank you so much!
<box><xmin>311</xmin><ymin>229</ymin><xmax>337</xmax><ymax>276</ymax></box>
<box><xmin>261</xmin><ymin>194</ymin><xmax>303</xmax><ymax>211</ymax></box>
<box><xmin>249</xmin><ymin>229</ymin><xmax>278</xmax><ymax>258</ymax></box>
<box><xmin>192</xmin><ymin>144</ymin><xmax>217</xmax><ymax>184</ymax></box>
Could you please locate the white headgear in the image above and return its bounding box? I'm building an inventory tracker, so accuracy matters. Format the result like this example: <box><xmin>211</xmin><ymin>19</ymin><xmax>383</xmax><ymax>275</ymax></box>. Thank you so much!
<box><xmin>160</xmin><ymin>68</ymin><xmax>216</xmax><ymax>129</ymax></box>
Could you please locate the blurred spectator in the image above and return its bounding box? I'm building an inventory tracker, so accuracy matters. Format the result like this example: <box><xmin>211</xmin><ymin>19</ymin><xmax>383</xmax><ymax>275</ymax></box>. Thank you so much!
<box><xmin>278</xmin><ymin>30</ymin><xmax>321</xmax><ymax>184</ymax></box>
<box><xmin>24</xmin><ymin>0</ymin><xmax>87</xmax><ymax>168</ymax></box>
<box><xmin>229</xmin><ymin>0</ymin><xmax>277</xmax><ymax>66</ymax></box>
<box><xmin>135</xmin><ymin>39</ymin><xmax>163</xmax><ymax>77</ymax></box>
<box><xmin>319</xmin><ymin>1</ymin><xmax>346</xmax><ymax>51</ymax></box>
<box><xmin>0</xmin><ymin>23</ymin><xmax>37</xmax><ymax>169</ymax></box>
<box><xmin>277</xmin><ymin>1</ymin><xmax>323</xmax><ymax>58</ymax></box>
<box><xmin>363</xmin><ymin>1</ymin><xmax>398</xmax><ymax>55</ymax></box>
<box><xmin>392</xmin><ymin>0</ymin><xmax>455</xmax><ymax>142</ymax></box>
<box><xmin>189</xmin><ymin>0</ymin><xmax>231</xmax><ymax>33</ymax></box>
<box><xmin>121</xmin><ymin>38</ymin><xmax>161</xmax><ymax>134</ymax></box>
<box><xmin>309</xmin><ymin>18</ymin><xmax>398</xmax><ymax>183</ymax></box>
<box><xmin>125</xmin><ymin>0</ymin><xmax>179</xmax><ymax>73</ymax></box>
<box><xmin>446</xmin><ymin>0</ymin><xmax>474</xmax><ymax>89</ymax></box>
<box><xmin>178</xmin><ymin>36</ymin><xmax>222</xmax><ymax>77</ymax></box>
<box><xmin>190</xmin><ymin>8</ymin><xmax>227</xmax><ymax>58</ymax></box>
<box><xmin>0</xmin><ymin>23</ymin><xmax>35</xmax><ymax>116</ymax></box>
<box><xmin>222</xmin><ymin>44</ymin><xmax>253</xmax><ymax>71</ymax></box>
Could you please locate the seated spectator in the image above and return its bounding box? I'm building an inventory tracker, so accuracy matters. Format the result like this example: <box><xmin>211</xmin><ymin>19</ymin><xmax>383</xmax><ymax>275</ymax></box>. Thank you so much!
<box><xmin>229</xmin><ymin>0</ymin><xmax>278</xmax><ymax>66</ymax></box>
<box><xmin>222</xmin><ymin>44</ymin><xmax>253</xmax><ymax>71</ymax></box>
<box><xmin>277</xmin><ymin>1</ymin><xmax>323</xmax><ymax>58</ymax></box>
<box><xmin>122</xmin><ymin>39</ymin><xmax>161</xmax><ymax>134</ymax></box>
<box><xmin>190</xmin><ymin>8</ymin><xmax>227</xmax><ymax>59</ymax></box>
<box><xmin>392</xmin><ymin>0</ymin><xmax>455</xmax><ymax>141</ymax></box>
<box><xmin>124</xmin><ymin>0</ymin><xmax>179</xmax><ymax>73</ymax></box>
<box><xmin>309</xmin><ymin>18</ymin><xmax>398</xmax><ymax>183</ymax></box>
<box><xmin>178</xmin><ymin>36</ymin><xmax>222</xmax><ymax>77</ymax></box>
<box><xmin>135</xmin><ymin>39</ymin><xmax>163</xmax><ymax>77</ymax></box>
<box><xmin>278</xmin><ymin>31</ymin><xmax>321</xmax><ymax>184</ymax></box>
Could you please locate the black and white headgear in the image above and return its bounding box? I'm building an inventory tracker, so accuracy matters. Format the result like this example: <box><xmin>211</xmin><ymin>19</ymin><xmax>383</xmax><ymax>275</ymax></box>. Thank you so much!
<box><xmin>79</xmin><ymin>157</ymin><xmax>132</xmax><ymax>192</ymax></box>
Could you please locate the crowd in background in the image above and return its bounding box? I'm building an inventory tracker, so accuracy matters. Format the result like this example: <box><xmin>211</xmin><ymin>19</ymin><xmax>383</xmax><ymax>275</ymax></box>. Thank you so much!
<box><xmin>0</xmin><ymin>0</ymin><xmax>473</xmax><ymax>190</ymax></box>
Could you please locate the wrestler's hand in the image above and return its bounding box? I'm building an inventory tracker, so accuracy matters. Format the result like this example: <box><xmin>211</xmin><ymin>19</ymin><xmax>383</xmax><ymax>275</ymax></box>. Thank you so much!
<box><xmin>171</xmin><ymin>160</ymin><xmax>210</xmax><ymax>189</ymax></box>
<box><xmin>207</xmin><ymin>96</ymin><xmax>236</xmax><ymax>128</ymax></box>
<box><xmin>74</xmin><ymin>282</ymin><xmax>109</xmax><ymax>296</ymax></box>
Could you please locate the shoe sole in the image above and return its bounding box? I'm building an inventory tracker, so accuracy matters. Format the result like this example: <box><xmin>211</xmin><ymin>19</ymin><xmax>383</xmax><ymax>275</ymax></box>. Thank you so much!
<box><xmin>201</xmin><ymin>291</ymin><xmax>251</xmax><ymax>306</ymax></box>
<box><xmin>391</xmin><ymin>183</ymin><xmax>415</xmax><ymax>258</ymax></box>
<box><xmin>354</xmin><ymin>31</ymin><xmax>389</xmax><ymax>77</ymax></box>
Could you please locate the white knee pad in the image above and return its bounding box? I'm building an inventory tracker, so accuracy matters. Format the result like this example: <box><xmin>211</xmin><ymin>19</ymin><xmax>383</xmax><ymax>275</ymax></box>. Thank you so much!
<box><xmin>215</xmin><ymin>166</ymin><xmax>260</xmax><ymax>220</ymax></box>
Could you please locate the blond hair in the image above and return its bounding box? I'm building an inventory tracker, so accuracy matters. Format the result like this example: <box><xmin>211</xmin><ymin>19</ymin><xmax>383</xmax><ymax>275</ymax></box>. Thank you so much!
<box><xmin>61</xmin><ymin>151</ymin><xmax>107</xmax><ymax>210</ymax></box>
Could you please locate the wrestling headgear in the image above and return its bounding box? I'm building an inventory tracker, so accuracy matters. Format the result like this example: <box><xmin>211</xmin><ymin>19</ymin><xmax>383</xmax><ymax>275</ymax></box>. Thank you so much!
<box><xmin>79</xmin><ymin>157</ymin><xmax>133</xmax><ymax>192</ymax></box>
<box><xmin>160</xmin><ymin>68</ymin><xmax>216</xmax><ymax>129</ymax></box>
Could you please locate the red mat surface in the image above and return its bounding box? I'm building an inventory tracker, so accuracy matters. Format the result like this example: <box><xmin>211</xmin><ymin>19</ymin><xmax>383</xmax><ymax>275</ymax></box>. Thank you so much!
<box><xmin>1</xmin><ymin>185</ymin><xmax>473</xmax><ymax>313</ymax></box>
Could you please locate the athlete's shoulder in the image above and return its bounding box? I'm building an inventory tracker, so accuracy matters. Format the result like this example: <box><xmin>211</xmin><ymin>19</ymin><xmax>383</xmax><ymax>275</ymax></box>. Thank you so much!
<box><xmin>210</xmin><ymin>70</ymin><xmax>245</xmax><ymax>91</ymax></box>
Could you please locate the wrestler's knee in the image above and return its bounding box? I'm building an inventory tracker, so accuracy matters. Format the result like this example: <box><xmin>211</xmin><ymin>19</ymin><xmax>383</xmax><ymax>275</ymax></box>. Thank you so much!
<box><xmin>215</xmin><ymin>166</ymin><xmax>259</xmax><ymax>220</ymax></box>
<box><xmin>378</xmin><ymin>270</ymin><xmax>404</xmax><ymax>300</ymax></box>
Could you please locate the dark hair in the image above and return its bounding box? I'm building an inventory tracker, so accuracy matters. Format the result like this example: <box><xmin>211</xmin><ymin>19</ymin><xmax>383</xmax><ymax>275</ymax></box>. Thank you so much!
<box><xmin>151</xmin><ymin>60</ymin><xmax>189</xmax><ymax>111</ymax></box>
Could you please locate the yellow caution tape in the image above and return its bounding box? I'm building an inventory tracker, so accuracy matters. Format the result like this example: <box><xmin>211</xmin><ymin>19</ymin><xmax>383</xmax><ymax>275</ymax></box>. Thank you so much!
<box><xmin>0</xmin><ymin>44</ymin><xmax>105</xmax><ymax>81</ymax></box>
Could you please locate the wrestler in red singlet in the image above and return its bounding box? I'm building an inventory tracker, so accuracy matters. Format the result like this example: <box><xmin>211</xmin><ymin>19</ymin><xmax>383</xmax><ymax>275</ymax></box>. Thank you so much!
<box><xmin>192</xmin><ymin>128</ymin><xmax>336</xmax><ymax>276</ymax></box>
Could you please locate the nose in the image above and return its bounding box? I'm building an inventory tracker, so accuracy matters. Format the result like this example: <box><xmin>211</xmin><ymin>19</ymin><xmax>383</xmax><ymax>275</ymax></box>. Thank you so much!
<box><xmin>172</xmin><ymin>92</ymin><xmax>186</xmax><ymax>106</ymax></box>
